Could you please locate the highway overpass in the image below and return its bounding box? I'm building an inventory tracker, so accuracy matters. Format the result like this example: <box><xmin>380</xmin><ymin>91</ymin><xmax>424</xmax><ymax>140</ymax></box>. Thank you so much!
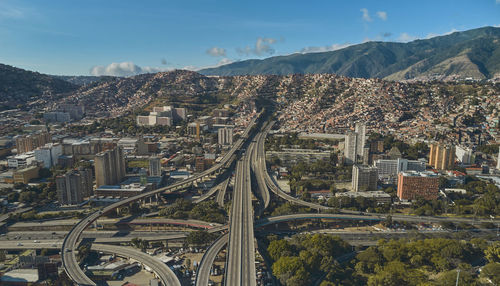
<box><xmin>62</xmin><ymin>113</ymin><xmax>261</xmax><ymax>286</ymax></box>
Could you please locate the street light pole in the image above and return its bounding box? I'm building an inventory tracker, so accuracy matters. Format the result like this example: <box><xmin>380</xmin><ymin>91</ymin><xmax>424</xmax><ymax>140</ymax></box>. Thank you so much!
<box><xmin>455</xmin><ymin>269</ymin><xmax>460</xmax><ymax>286</ymax></box>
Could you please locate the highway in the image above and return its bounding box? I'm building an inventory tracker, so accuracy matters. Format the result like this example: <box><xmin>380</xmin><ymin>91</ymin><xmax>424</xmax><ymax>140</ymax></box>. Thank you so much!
<box><xmin>258</xmin><ymin>123</ymin><xmax>330</xmax><ymax>211</ymax></box>
<box><xmin>91</xmin><ymin>244</ymin><xmax>181</xmax><ymax>286</ymax></box>
<box><xmin>255</xmin><ymin>213</ymin><xmax>500</xmax><ymax>227</ymax></box>
<box><xmin>193</xmin><ymin>172</ymin><xmax>231</xmax><ymax>204</ymax></box>
<box><xmin>225</xmin><ymin>140</ymin><xmax>257</xmax><ymax>286</ymax></box>
<box><xmin>252</xmin><ymin>125</ymin><xmax>271</xmax><ymax>216</ymax></box>
<box><xmin>195</xmin><ymin>234</ymin><xmax>228</xmax><ymax>286</ymax></box>
<box><xmin>62</xmin><ymin>113</ymin><xmax>261</xmax><ymax>286</ymax></box>
<box><xmin>216</xmin><ymin>176</ymin><xmax>230</xmax><ymax>207</ymax></box>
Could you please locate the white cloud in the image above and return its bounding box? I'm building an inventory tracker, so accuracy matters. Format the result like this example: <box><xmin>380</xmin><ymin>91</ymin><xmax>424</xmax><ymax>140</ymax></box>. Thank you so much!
<box><xmin>237</xmin><ymin>37</ymin><xmax>280</xmax><ymax>56</ymax></box>
<box><xmin>299</xmin><ymin>43</ymin><xmax>351</xmax><ymax>54</ymax></box>
<box><xmin>90</xmin><ymin>62</ymin><xmax>169</xmax><ymax>77</ymax></box>
<box><xmin>360</xmin><ymin>8</ymin><xmax>372</xmax><ymax>22</ymax></box>
<box><xmin>496</xmin><ymin>0</ymin><xmax>500</xmax><ymax>4</ymax></box>
<box><xmin>206</xmin><ymin>47</ymin><xmax>227</xmax><ymax>57</ymax></box>
<box><xmin>376</xmin><ymin>11</ymin><xmax>387</xmax><ymax>21</ymax></box>
<box><xmin>217</xmin><ymin>58</ymin><xmax>234</xmax><ymax>66</ymax></box>
<box><xmin>397</xmin><ymin>32</ymin><xmax>417</xmax><ymax>42</ymax></box>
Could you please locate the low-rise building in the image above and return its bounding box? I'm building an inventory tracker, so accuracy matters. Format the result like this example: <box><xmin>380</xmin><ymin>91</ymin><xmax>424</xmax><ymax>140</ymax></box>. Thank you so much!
<box><xmin>13</xmin><ymin>165</ymin><xmax>40</xmax><ymax>184</ymax></box>
<box><xmin>335</xmin><ymin>191</ymin><xmax>392</xmax><ymax>204</ymax></box>
<box><xmin>397</xmin><ymin>171</ymin><xmax>439</xmax><ymax>200</ymax></box>
<box><xmin>7</xmin><ymin>152</ymin><xmax>36</xmax><ymax>169</ymax></box>
<box><xmin>95</xmin><ymin>183</ymin><xmax>150</xmax><ymax>198</ymax></box>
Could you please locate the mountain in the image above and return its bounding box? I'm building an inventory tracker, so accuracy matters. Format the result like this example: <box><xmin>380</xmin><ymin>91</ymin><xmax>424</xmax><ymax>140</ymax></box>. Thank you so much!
<box><xmin>199</xmin><ymin>26</ymin><xmax>500</xmax><ymax>80</ymax></box>
<box><xmin>0</xmin><ymin>63</ymin><xmax>78</xmax><ymax>110</ymax></box>
<box><xmin>53</xmin><ymin>75</ymin><xmax>114</xmax><ymax>86</ymax></box>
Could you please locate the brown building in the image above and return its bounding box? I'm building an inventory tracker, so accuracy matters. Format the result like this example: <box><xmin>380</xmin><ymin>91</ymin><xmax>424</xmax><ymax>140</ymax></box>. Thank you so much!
<box><xmin>15</xmin><ymin>132</ymin><xmax>51</xmax><ymax>154</ymax></box>
<box><xmin>397</xmin><ymin>171</ymin><xmax>439</xmax><ymax>200</ymax></box>
<box><xmin>429</xmin><ymin>143</ymin><xmax>455</xmax><ymax>170</ymax></box>
<box><xmin>195</xmin><ymin>156</ymin><xmax>206</xmax><ymax>172</ymax></box>
<box><xmin>13</xmin><ymin>165</ymin><xmax>40</xmax><ymax>184</ymax></box>
<box><xmin>94</xmin><ymin>147</ymin><xmax>126</xmax><ymax>187</ymax></box>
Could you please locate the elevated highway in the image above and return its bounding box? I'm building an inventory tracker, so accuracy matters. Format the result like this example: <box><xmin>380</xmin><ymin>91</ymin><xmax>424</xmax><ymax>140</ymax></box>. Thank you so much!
<box><xmin>62</xmin><ymin>113</ymin><xmax>261</xmax><ymax>286</ymax></box>
<box><xmin>91</xmin><ymin>243</ymin><xmax>181</xmax><ymax>286</ymax></box>
<box><xmin>225</xmin><ymin>141</ymin><xmax>257</xmax><ymax>286</ymax></box>
<box><xmin>195</xmin><ymin>234</ymin><xmax>228</xmax><ymax>286</ymax></box>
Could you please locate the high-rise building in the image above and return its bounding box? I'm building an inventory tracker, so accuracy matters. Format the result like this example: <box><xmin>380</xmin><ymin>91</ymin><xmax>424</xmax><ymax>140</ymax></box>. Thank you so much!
<box><xmin>34</xmin><ymin>143</ymin><xmax>63</xmax><ymax>168</ymax></box>
<box><xmin>56</xmin><ymin>168</ymin><xmax>93</xmax><ymax>205</ymax></box>
<box><xmin>355</xmin><ymin>122</ymin><xmax>366</xmax><ymax>158</ymax></box>
<box><xmin>374</xmin><ymin>158</ymin><xmax>426</xmax><ymax>183</ymax></box>
<box><xmin>397</xmin><ymin>171</ymin><xmax>439</xmax><ymax>200</ymax></box>
<box><xmin>344</xmin><ymin>131</ymin><xmax>358</xmax><ymax>165</ymax></box>
<box><xmin>149</xmin><ymin>156</ymin><xmax>162</xmax><ymax>176</ymax></box>
<box><xmin>15</xmin><ymin>132</ymin><xmax>51</xmax><ymax>154</ymax></box>
<box><xmin>497</xmin><ymin>146</ymin><xmax>500</xmax><ymax>170</ymax></box>
<box><xmin>455</xmin><ymin>146</ymin><xmax>473</xmax><ymax>165</ymax></box>
<box><xmin>218</xmin><ymin>127</ymin><xmax>234</xmax><ymax>145</ymax></box>
<box><xmin>94</xmin><ymin>147</ymin><xmax>125</xmax><ymax>187</ymax></box>
<box><xmin>429</xmin><ymin>143</ymin><xmax>455</xmax><ymax>170</ymax></box>
<box><xmin>352</xmin><ymin>165</ymin><xmax>378</xmax><ymax>192</ymax></box>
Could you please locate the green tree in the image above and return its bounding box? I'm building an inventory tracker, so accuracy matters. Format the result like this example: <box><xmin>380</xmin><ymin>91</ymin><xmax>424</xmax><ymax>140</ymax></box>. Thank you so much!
<box><xmin>268</xmin><ymin>239</ymin><xmax>294</xmax><ymax>261</ymax></box>
<box><xmin>485</xmin><ymin>241</ymin><xmax>500</xmax><ymax>263</ymax></box>
<box><xmin>480</xmin><ymin>263</ymin><xmax>500</xmax><ymax>285</ymax></box>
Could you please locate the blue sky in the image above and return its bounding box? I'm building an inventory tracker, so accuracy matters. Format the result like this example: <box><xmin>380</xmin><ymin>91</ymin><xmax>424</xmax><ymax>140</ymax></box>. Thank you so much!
<box><xmin>0</xmin><ymin>0</ymin><xmax>499</xmax><ymax>76</ymax></box>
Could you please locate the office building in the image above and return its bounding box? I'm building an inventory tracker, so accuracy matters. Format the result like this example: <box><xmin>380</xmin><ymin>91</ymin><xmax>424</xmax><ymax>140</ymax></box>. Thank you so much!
<box><xmin>43</xmin><ymin>111</ymin><xmax>71</xmax><ymax>123</ymax></box>
<box><xmin>429</xmin><ymin>143</ymin><xmax>455</xmax><ymax>170</ymax></box>
<box><xmin>397</xmin><ymin>171</ymin><xmax>439</xmax><ymax>200</ymax></box>
<box><xmin>34</xmin><ymin>143</ymin><xmax>63</xmax><ymax>168</ymax></box>
<box><xmin>455</xmin><ymin>146</ymin><xmax>474</xmax><ymax>165</ymax></box>
<box><xmin>7</xmin><ymin>152</ymin><xmax>36</xmax><ymax>169</ymax></box>
<box><xmin>138</xmin><ymin>106</ymin><xmax>186</xmax><ymax>126</ymax></box>
<box><xmin>218</xmin><ymin>127</ymin><xmax>234</xmax><ymax>145</ymax></box>
<box><xmin>374</xmin><ymin>158</ymin><xmax>426</xmax><ymax>183</ymax></box>
<box><xmin>56</xmin><ymin>168</ymin><xmax>93</xmax><ymax>205</ymax></box>
<box><xmin>344</xmin><ymin>131</ymin><xmax>358</xmax><ymax>165</ymax></box>
<box><xmin>149</xmin><ymin>156</ymin><xmax>162</xmax><ymax>176</ymax></box>
<box><xmin>94</xmin><ymin>147</ymin><xmax>126</xmax><ymax>187</ymax></box>
<box><xmin>352</xmin><ymin>164</ymin><xmax>378</xmax><ymax>192</ymax></box>
<box><xmin>13</xmin><ymin>165</ymin><xmax>40</xmax><ymax>184</ymax></box>
<box><xmin>15</xmin><ymin>132</ymin><xmax>51</xmax><ymax>153</ymax></box>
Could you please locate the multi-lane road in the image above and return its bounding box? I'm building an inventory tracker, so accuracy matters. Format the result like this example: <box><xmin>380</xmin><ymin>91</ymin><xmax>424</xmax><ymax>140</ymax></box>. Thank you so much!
<box><xmin>91</xmin><ymin>243</ymin><xmax>181</xmax><ymax>286</ymax></box>
<box><xmin>195</xmin><ymin>234</ymin><xmax>228</xmax><ymax>286</ymax></box>
<box><xmin>225</xmin><ymin>141</ymin><xmax>257</xmax><ymax>286</ymax></box>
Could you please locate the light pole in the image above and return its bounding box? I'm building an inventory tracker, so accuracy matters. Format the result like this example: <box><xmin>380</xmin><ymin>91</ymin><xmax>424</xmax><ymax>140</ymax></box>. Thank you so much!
<box><xmin>455</xmin><ymin>269</ymin><xmax>460</xmax><ymax>286</ymax></box>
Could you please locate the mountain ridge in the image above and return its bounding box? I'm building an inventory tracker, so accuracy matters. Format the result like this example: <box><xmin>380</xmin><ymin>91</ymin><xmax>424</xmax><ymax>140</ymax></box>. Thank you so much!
<box><xmin>199</xmin><ymin>26</ymin><xmax>500</xmax><ymax>80</ymax></box>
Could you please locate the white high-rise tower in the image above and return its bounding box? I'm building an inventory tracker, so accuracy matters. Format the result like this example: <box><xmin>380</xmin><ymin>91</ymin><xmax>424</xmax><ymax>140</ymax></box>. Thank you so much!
<box><xmin>355</xmin><ymin>122</ymin><xmax>366</xmax><ymax>158</ymax></box>
<box><xmin>497</xmin><ymin>146</ymin><xmax>500</xmax><ymax>170</ymax></box>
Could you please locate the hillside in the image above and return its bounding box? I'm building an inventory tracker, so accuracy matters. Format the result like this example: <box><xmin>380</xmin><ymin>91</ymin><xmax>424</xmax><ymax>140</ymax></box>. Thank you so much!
<box><xmin>199</xmin><ymin>26</ymin><xmax>500</xmax><ymax>80</ymax></box>
<box><xmin>0</xmin><ymin>64</ymin><xmax>78</xmax><ymax>110</ymax></box>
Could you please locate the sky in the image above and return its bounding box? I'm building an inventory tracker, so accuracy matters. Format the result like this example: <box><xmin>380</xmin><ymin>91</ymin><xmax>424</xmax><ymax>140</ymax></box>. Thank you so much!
<box><xmin>0</xmin><ymin>0</ymin><xmax>499</xmax><ymax>76</ymax></box>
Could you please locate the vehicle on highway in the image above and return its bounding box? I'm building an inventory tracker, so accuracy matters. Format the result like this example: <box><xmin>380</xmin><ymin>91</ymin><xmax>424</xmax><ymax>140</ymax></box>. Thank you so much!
<box><xmin>33</xmin><ymin>240</ymin><xmax>39</xmax><ymax>243</ymax></box>
<box><xmin>17</xmin><ymin>242</ymin><xmax>23</xmax><ymax>246</ymax></box>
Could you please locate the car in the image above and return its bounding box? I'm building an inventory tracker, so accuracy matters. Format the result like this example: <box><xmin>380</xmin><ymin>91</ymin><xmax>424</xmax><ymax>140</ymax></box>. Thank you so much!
<box><xmin>33</xmin><ymin>240</ymin><xmax>39</xmax><ymax>243</ymax></box>
<box><xmin>17</xmin><ymin>243</ymin><xmax>23</xmax><ymax>246</ymax></box>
